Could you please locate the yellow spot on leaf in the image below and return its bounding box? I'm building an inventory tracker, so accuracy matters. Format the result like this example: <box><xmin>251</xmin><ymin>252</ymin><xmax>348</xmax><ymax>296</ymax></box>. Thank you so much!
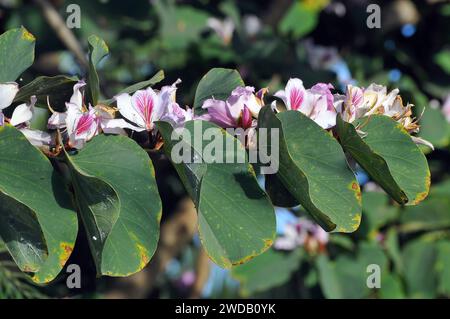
<box><xmin>21</xmin><ymin>28</ymin><xmax>35</xmax><ymax>42</ymax></box>
<box><xmin>136</xmin><ymin>243</ymin><xmax>149</xmax><ymax>270</ymax></box>
<box><xmin>413</xmin><ymin>170</ymin><xmax>431</xmax><ymax>205</ymax></box>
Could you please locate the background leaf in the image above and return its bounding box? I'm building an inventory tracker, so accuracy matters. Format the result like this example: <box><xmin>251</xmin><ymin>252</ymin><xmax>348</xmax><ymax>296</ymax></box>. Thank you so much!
<box><xmin>86</xmin><ymin>35</ymin><xmax>109</xmax><ymax>106</ymax></box>
<box><xmin>232</xmin><ymin>249</ymin><xmax>302</xmax><ymax>296</ymax></box>
<box><xmin>13</xmin><ymin>75</ymin><xmax>79</xmax><ymax>112</ymax></box>
<box><xmin>100</xmin><ymin>70</ymin><xmax>165</xmax><ymax>105</ymax></box>
<box><xmin>193</xmin><ymin>68</ymin><xmax>244</xmax><ymax>112</ymax></box>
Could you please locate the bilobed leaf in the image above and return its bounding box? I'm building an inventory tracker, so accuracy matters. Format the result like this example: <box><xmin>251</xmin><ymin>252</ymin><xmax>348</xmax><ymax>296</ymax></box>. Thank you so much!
<box><xmin>193</xmin><ymin>68</ymin><xmax>244</xmax><ymax>112</ymax></box>
<box><xmin>157</xmin><ymin>120</ymin><xmax>276</xmax><ymax>268</ymax></box>
<box><xmin>86</xmin><ymin>35</ymin><xmax>109</xmax><ymax>106</ymax></box>
<box><xmin>0</xmin><ymin>27</ymin><xmax>35</xmax><ymax>82</ymax></box>
<box><xmin>66</xmin><ymin>135</ymin><xmax>161</xmax><ymax>276</ymax></box>
<box><xmin>258</xmin><ymin>107</ymin><xmax>362</xmax><ymax>232</ymax></box>
<box><xmin>336</xmin><ymin>115</ymin><xmax>430</xmax><ymax>205</ymax></box>
<box><xmin>232</xmin><ymin>249</ymin><xmax>302</xmax><ymax>296</ymax></box>
<box><xmin>14</xmin><ymin>75</ymin><xmax>79</xmax><ymax>112</ymax></box>
<box><xmin>0</xmin><ymin>125</ymin><xmax>78</xmax><ymax>283</ymax></box>
<box><xmin>101</xmin><ymin>70</ymin><xmax>165</xmax><ymax>105</ymax></box>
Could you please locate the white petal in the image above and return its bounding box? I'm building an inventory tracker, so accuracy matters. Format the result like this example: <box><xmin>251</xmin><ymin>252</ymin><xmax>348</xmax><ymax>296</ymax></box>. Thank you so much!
<box><xmin>314</xmin><ymin>110</ymin><xmax>337</xmax><ymax>129</ymax></box>
<box><xmin>48</xmin><ymin>112</ymin><xmax>67</xmax><ymax>129</ymax></box>
<box><xmin>411</xmin><ymin>136</ymin><xmax>434</xmax><ymax>150</ymax></box>
<box><xmin>20</xmin><ymin>128</ymin><xmax>53</xmax><ymax>147</ymax></box>
<box><xmin>101</xmin><ymin>118</ymin><xmax>145</xmax><ymax>133</ymax></box>
<box><xmin>116</xmin><ymin>93</ymin><xmax>146</xmax><ymax>128</ymax></box>
<box><xmin>273</xmin><ymin>89</ymin><xmax>287</xmax><ymax>106</ymax></box>
<box><xmin>0</xmin><ymin>82</ymin><xmax>19</xmax><ymax>110</ymax></box>
<box><xmin>70</xmin><ymin>81</ymin><xmax>86</xmax><ymax>109</ymax></box>
<box><xmin>10</xmin><ymin>96</ymin><xmax>36</xmax><ymax>127</ymax></box>
<box><xmin>65</xmin><ymin>102</ymin><xmax>83</xmax><ymax>135</ymax></box>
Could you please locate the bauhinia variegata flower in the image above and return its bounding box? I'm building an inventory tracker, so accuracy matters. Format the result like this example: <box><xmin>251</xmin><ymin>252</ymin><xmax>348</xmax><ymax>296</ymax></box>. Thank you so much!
<box><xmin>334</xmin><ymin>83</ymin><xmax>434</xmax><ymax>149</ymax></box>
<box><xmin>273</xmin><ymin>78</ymin><xmax>337</xmax><ymax>129</ymax></box>
<box><xmin>114</xmin><ymin>79</ymin><xmax>193</xmax><ymax>131</ymax></box>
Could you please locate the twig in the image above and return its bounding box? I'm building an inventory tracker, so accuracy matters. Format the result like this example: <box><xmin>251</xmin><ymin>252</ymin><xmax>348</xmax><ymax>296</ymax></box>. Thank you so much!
<box><xmin>34</xmin><ymin>0</ymin><xmax>88</xmax><ymax>68</ymax></box>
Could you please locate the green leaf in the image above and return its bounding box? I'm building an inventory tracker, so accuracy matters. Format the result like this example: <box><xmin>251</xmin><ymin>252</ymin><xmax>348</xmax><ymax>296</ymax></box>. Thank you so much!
<box><xmin>13</xmin><ymin>75</ymin><xmax>79</xmax><ymax>112</ymax></box>
<box><xmin>0</xmin><ymin>125</ymin><xmax>78</xmax><ymax>283</ymax></box>
<box><xmin>86</xmin><ymin>35</ymin><xmax>109</xmax><ymax>106</ymax></box>
<box><xmin>157</xmin><ymin>120</ymin><xmax>276</xmax><ymax>268</ymax></box>
<box><xmin>258</xmin><ymin>107</ymin><xmax>362</xmax><ymax>232</ymax></box>
<box><xmin>232</xmin><ymin>249</ymin><xmax>302</xmax><ymax>296</ymax></box>
<box><xmin>193</xmin><ymin>68</ymin><xmax>244</xmax><ymax>112</ymax></box>
<box><xmin>434</xmin><ymin>50</ymin><xmax>450</xmax><ymax>74</ymax></box>
<box><xmin>65</xmin><ymin>135</ymin><xmax>161</xmax><ymax>276</ymax></box>
<box><xmin>279</xmin><ymin>2</ymin><xmax>319</xmax><ymax>39</ymax></box>
<box><xmin>154</xmin><ymin>1</ymin><xmax>209</xmax><ymax>50</ymax></box>
<box><xmin>0</xmin><ymin>27</ymin><xmax>35</xmax><ymax>82</ymax></box>
<box><xmin>101</xmin><ymin>70</ymin><xmax>165</xmax><ymax>105</ymax></box>
<box><xmin>336</xmin><ymin>115</ymin><xmax>430</xmax><ymax>205</ymax></box>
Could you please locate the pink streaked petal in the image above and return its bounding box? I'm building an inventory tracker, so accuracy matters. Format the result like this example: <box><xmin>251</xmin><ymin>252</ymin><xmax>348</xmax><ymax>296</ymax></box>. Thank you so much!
<box><xmin>285</xmin><ymin>78</ymin><xmax>306</xmax><ymax>111</ymax></box>
<box><xmin>239</xmin><ymin>105</ymin><xmax>253</xmax><ymax>129</ymax></box>
<box><xmin>132</xmin><ymin>89</ymin><xmax>158</xmax><ymax>130</ymax></box>
<box><xmin>311</xmin><ymin>83</ymin><xmax>335</xmax><ymax>111</ymax></box>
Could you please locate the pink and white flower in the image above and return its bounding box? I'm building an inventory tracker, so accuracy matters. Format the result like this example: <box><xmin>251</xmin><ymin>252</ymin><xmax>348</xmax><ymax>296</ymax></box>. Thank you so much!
<box><xmin>114</xmin><ymin>79</ymin><xmax>182</xmax><ymax>131</ymax></box>
<box><xmin>48</xmin><ymin>81</ymin><xmax>100</xmax><ymax>149</ymax></box>
<box><xmin>201</xmin><ymin>86</ymin><xmax>265</xmax><ymax>129</ymax></box>
<box><xmin>274</xmin><ymin>78</ymin><xmax>337</xmax><ymax>129</ymax></box>
<box><xmin>336</xmin><ymin>83</ymin><xmax>434</xmax><ymax>149</ymax></box>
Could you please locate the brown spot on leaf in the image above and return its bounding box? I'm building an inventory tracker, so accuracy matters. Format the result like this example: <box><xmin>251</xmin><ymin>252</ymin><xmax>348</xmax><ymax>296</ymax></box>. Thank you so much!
<box><xmin>59</xmin><ymin>242</ymin><xmax>74</xmax><ymax>267</ymax></box>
